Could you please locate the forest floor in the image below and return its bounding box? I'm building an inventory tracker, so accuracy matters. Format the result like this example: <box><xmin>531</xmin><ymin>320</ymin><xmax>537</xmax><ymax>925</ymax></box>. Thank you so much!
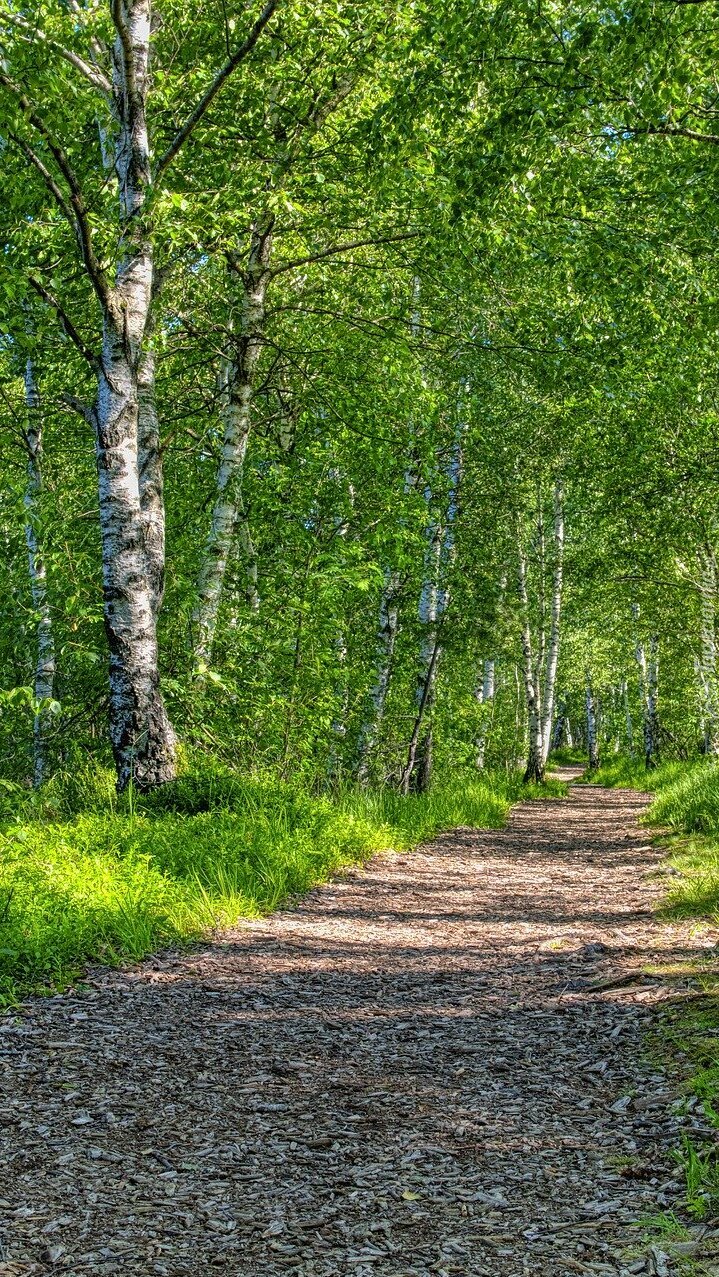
<box><xmin>1</xmin><ymin>771</ymin><xmax>718</xmax><ymax>1277</ymax></box>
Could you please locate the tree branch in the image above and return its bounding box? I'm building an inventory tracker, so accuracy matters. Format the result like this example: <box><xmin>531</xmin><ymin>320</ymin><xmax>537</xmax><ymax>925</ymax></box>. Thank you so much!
<box><xmin>27</xmin><ymin>277</ymin><xmax>100</xmax><ymax>371</ymax></box>
<box><xmin>154</xmin><ymin>0</ymin><xmax>277</xmax><ymax>182</ymax></box>
<box><xmin>268</xmin><ymin>232</ymin><xmax>421</xmax><ymax>278</ymax></box>
<box><xmin>0</xmin><ymin>13</ymin><xmax>112</xmax><ymax>94</ymax></box>
<box><xmin>61</xmin><ymin>393</ymin><xmax>98</xmax><ymax>426</ymax></box>
<box><xmin>0</xmin><ymin>73</ymin><xmax>112</xmax><ymax>309</ymax></box>
<box><xmin>10</xmin><ymin>132</ymin><xmax>75</xmax><ymax>225</ymax></box>
<box><xmin>637</xmin><ymin>123</ymin><xmax>719</xmax><ymax>145</ymax></box>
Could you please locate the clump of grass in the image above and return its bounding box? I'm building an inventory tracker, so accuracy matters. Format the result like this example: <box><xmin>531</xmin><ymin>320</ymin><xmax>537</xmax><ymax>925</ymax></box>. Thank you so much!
<box><xmin>588</xmin><ymin>755</ymin><xmax>704</xmax><ymax>794</ymax></box>
<box><xmin>547</xmin><ymin>746</ymin><xmax>588</xmax><ymax>766</ymax></box>
<box><xmin>0</xmin><ymin>760</ymin><xmax>565</xmax><ymax>1005</ymax></box>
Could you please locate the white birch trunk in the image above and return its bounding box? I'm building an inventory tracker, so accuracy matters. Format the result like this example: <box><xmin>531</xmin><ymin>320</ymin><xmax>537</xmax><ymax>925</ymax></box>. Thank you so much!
<box><xmin>399</xmin><ymin>516</ymin><xmax>442</xmax><ymax>794</ymax></box>
<box><xmin>94</xmin><ymin>0</ymin><xmax>175</xmax><ymax>790</ymax></box>
<box><xmin>192</xmin><ymin>213</ymin><xmax>273</xmax><ymax>665</ymax></box>
<box><xmin>475</xmin><ymin>658</ymin><xmax>496</xmax><ymax>770</ymax></box>
<box><xmin>699</xmin><ymin>551</ymin><xmax>719</xmax><ymax>754</ymax></box>
<box><xmin>586</xmin><ymin>672</ymin><xmax>599</xmax><ymax>770</ymax></box>
<box><xmin>518</xmin><ymin>542</ymin><xmax>544</xmax><ymax>783</ymax></box>
<box><xmin>633</xmin><ymin>604</ymin><xmax>660</xmax><ymax>768</ymax></box>
<box><xmin>137</xmin><ymin>338</ymin><xmax>165</xmax><ymax>619</ymax></box>
<box><xmin>22</xmin><ymin>357</ymin><xmax>56</xmax><ymax>786</ymax></box>
<box><xmin>621</xmin><ymin>677</ymin><xmax>634</xmax><ymax>756</ymax></box>
<box><xmin>540</xmin><ymin>478</ymin><xmax>564</xmax><ymax>762</ymax></box>
<box><xmin>550</xmin><ymin>695</ymin><xmax>567</xmax><ymax>753</ymax></box>
<box><xmin>645</xmin><ymin>636</ymin><xmax>660</xmax><ymax>767</ymax></box>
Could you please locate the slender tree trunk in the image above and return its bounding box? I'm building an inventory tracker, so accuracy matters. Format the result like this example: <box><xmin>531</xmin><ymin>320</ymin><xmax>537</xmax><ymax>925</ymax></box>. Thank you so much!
<box><xmin>540</xmin><ymin>478</ymin><xmax>564</xmax><ymax>762</ymax></box>
<box><xmin>356</xmin><ymin>569</ymin><xmax>400</xmax><ymax>785</ymax></box>
<box><xmin>192</xmin><ymin>213</ymin><xmax>273</xmax><ymax>665</ymax></box>
<box><xmin>399</xmin><ymin>635</ymin><xmax>441</xmax><ymax>795</ymax></box>
<box><xmin>137</xmin><ymin>338</ymin><xmax>165</xmax><ymax>619</ymax></box>
<box><xmin>633</xmin><ymin>605</ymin><xmax>660</xmax><ymax>769</ymax></box>
<box><xmin>644</xmin><ymin>636</ymin><xmax>660</xmax><ymax>768</ymax></box>
<box><xmin>400</xmin><ymin>518</ymin><xmax>442</xmax><ymax>794</ymax></box>
<box><xmin>699</xmin><ymin>551</ymin><xmax>719</xmax><ymax>754</ymax></box>
<box><xmin>400</xmin><ymin>418</ymin><xmax>464</xmax><ymax>794</ymax></box>
<box><xmin>22</xmin><ymin>357</ymin><xmax>56</xmax><ymax>786</ymax></box>
<box><xmin>621</xmin><ymin>677</ymin><xmax>634</xmax><ymax>756</ymax></box>
<box><xmin>550</xmin><ymin>695</ymin><xmax>566</xmax><ymax>753</ymax></box>
<box><xmin>475</xmin><ymin>658</ymin><xmax>496</xmax><ymax>770</ymax></box>
<box><xmin>358</xmin><ymin>281</ymin><xmax>422</xmax><ymax>784</ymax></box>
<box><xmin>586</xmin><ymin>672</ymin><xmax>599</xmax><ymax>771</ymax></box>
<box><xmin>95</xmin><ymin>0</ymin><xmax>175</xmax><ymax>790</ymax></box>
<box><xmin>518</xmin><ymin>542</ymin><xmax>544</xmax><ymax>784</ymax></box>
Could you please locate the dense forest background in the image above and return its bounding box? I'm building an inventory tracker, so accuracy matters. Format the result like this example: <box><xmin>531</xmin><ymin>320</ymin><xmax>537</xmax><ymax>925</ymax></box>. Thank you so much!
<box><xmin>0</xmin><ymin>0</ymin><xmax>717</xmax><ymax>801</ymax></box>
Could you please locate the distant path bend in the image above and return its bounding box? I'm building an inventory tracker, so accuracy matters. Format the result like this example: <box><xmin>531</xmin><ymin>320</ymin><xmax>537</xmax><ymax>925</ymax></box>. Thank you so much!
<box><xmin>0</xmin><ymin>772</ymin><xmax>708</xmax><ymax>1276</ymax></box>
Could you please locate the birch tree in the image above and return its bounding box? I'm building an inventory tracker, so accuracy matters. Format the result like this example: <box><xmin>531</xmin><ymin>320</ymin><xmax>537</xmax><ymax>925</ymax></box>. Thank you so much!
<box><xmin>0</xmin><ymin>0</ymin><xmax>277</xmax><ymax>787</ymax></box>
<box><xmin>22</xmin><ymin>355</ymin><xmax>56</xmax><ymax>786</ymax></box>
<box><xmin>540</xmin><ymin>478</ymin><xmax>564</xmax><ymax>763</ymax></box>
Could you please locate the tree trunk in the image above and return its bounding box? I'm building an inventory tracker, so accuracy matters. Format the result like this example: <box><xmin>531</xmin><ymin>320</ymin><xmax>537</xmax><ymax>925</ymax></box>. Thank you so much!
<box><xmin>192</xmin><ymin>213</ymin><xmax>273</xmax><ymax>665</ymax></box>
<box><xmin>644</xmin><ymin>636</ymin><xmax>660</xmax><ymax>768</ymax></box>
<box><xmin>518</xmin><ymin>542</ymin><xmax>544</xmax><ymax>784</ymax></box>
<box><xmin>621</xmin><ymin>677</ymin><xmax>634</xmax><ymax>756</ymax></box>
<box><xmin>633</xmin><ymin>605</ymin><xmax>660</xmax><ymax>769</ymax></box>
<box><xmin>22</xmin><ymin>356</ymin><xmax>56</xmax><ymax>786</ymax></box>
<box><xmin>550</xmin><ymin>695</ymin><xmax>566</xmax><ymax>753</ymax></box>
<box><xmin>400</xmin><ymin>518</ymin><xmax>442</xmax><ymax>795</ymax></box>
<box><xmin>94</xmin><ymin>0</ymin><xmax>175</xmax><ymax>790</ymax></box>
<box><xmin>475</xmin><ymin>657</ymin><xmax>496</xmax><ymax>770</ymax></box>
<box><xmin>698</xmin><ymin>551</ymin><xmax>719</xmax><ymax>754</ymax></box>
<box><xmin>356</xmin><ymin>568</ymin><xmax>400</xmax><ymax>786</ymax></box>
<box><xmin>540</xmin><ymin>478</ymin><xmax>564</xmax><ymax>762</ymax></box>
<box><xmin>586</xmin><ymin>672</ymin><xmax>599</xmax><ymax>771</ymax></box>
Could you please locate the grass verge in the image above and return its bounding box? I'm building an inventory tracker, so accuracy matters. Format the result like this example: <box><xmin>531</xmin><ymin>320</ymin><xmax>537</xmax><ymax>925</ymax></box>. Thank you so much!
<box><xmin>592</xmin><ymin>754</ymin><xmax>719</xmax><ymax>1228</ymax></box>
<box><xmin>0</xmin><ymin>759</ymin><xmax>565</xmax><ymax>1006</ymax></box>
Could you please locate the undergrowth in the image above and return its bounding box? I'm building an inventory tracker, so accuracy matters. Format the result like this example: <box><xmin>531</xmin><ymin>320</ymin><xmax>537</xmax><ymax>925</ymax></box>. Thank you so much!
<box><xmin>0</xmin><ymin>756</ymin><xmax>565</xmax><ymax>1005</ymax></box>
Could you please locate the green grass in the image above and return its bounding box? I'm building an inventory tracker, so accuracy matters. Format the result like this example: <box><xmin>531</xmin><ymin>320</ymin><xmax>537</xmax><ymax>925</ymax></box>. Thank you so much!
<box><xmin>593</xmin><ymin>753</ymin><xmax>719</xmax><ymax>1223</ymax></box>
<box><xmin>0</xmin><ymin>758</ymin><xmax>566</xmax><ymax>1005</ymax></box>
<box><xmin>547</xmin><ymin>745</ymin><xmax>589</xmax><ymax>766</ymax></box>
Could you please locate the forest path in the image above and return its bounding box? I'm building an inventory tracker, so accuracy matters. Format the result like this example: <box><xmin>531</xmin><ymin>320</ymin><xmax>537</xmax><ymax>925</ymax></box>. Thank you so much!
<box><xmin>1</xmin><ymin>774</ymin><xmax>710</xmax><ymax>1277</ymax></box>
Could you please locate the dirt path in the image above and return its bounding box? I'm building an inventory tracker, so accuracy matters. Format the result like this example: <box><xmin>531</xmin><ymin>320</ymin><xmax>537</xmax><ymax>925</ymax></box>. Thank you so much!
<box><xmin>0</xmin><ymin>775</ymin><xmax>711</xmax><ymax>1277</ymax></box>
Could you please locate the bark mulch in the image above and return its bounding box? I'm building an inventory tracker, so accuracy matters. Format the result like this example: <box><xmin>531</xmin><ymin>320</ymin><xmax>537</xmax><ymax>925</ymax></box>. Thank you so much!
<box><xmin>1</xmin><ymin>772</ymin><xmax>715</xmax><ymax>1277</ymax></box>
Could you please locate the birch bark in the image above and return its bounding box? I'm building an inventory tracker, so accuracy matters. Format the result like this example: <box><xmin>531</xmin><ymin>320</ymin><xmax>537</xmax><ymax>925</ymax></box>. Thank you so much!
<box><xmin>550</xmin><ymin>695</ymin><xmax>566</xmax><ymax>753</ymax></box>
<box><xmin>698</xmin><ymin>550</ymin><xmax>719</xmax><ymax>754</ymax></box>
<box><xmin>22</xmin><ymin>357</ymin><xmax>56</xmax><ymax>786</ymax></box>
<box><xmin>633</xmin><ymin>604</ymin><xmax>660</xmax><ymax>769</ymax></box>
<box><xmin>540</xmin><ymin>479</ymin><xmax>564</xmax><ymax>762</ymax></box>
<box><xmin>645</xmin><ymin>636</ymin><xmax>660</xmax><ymax>768</ymax></box>
<box><xmin>475</xmin><ymin>658</ymin><xmax>496</xmax><ymax>770</ymax></box>
<box><xmin>518</xmin><ymin>541</ymin><xmax>544</xmax><ymax>783</ymax></box>
<box><xmin>621</xmin><ymin>677</ymin><xmax>634</xmax><ymax>756</ymax></box>
<box><xmin>192</xmin><ymin>214</ymin><xmax>273</xmax><ymax>665</ymax></box>
<box><xmin>94</xmin><ymin>0</ymin><xmax>175</xmax><ymax>790</ymax></box>
<box><xmin>585</xmin><ymin>672</ymin><xmax>599</xmax><ymax>770</ymax></box>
